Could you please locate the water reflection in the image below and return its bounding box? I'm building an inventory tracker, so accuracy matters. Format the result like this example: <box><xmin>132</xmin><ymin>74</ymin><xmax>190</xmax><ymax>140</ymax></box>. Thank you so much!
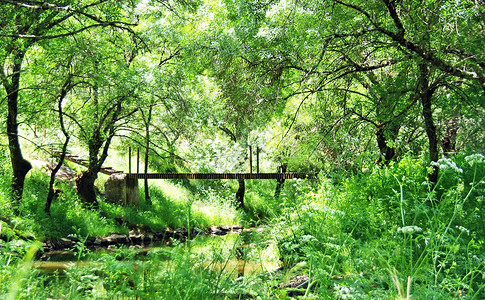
<box><xmin>34</xmin><ymin>227</ymin><xmax>281</xmax><ymax>277</ymax></box>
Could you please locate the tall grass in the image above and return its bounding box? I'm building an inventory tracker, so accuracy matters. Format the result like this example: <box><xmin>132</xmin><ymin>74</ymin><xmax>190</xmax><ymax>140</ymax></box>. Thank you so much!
<box><xmin>273</xmin><ymin>153</ymin><xmax>485</xmax><ymax>298</ymax></box>
<box><xmin>1</xmin><ymin>151</ymin><xmax>484</xmax><ymax>298</ymax></box>
<box><xmin>1</xmin><ymin>227</ymin><xmax>283</xmax><ymax>299</ymax></box>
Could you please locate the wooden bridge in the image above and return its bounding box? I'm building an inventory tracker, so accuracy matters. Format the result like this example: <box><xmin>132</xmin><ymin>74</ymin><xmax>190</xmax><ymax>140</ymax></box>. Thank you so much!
<box><xmin>50</xmin><ymin>147</ymin><xmax>313</xmax><ymax>206</ymax></box>
<box><xmin>51</xmin><ymin>148</ymin><xmax>313</xmax><ymax>180</ymax></box>
<box><xmin>126</xmin><ymin>173</ymin><xmax>310</xmax><ymax>180</ymax></box>
<box><xmin>124</xmin><ymin>147</ymin><xmax>313</xmax><ymax>180</ymax></box>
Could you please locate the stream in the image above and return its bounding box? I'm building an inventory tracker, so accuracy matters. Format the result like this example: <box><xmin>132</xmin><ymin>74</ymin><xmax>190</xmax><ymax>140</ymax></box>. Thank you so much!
<box><xmin>33</xmin><ymin>226</ymin><xmax>282</xmax><ymax>278</ymax></box>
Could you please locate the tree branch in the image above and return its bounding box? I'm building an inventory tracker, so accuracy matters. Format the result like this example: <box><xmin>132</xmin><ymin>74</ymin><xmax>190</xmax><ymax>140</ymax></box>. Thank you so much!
<box><xmin>332</xmin><ymin>0</ymin><xmax>485</xmax><ymax>89</ymax></box>
<box><xmin>0</xmin><ymin>0</ymin><xmax>137</xmax><ymax>41</ymax></box>
<box><xmin>218</xmin><ymin>125</ymin><xmax>237</xmax><ymax>142</ymax></box>
<box><xmin>382</xmin><ymin>0</ymin><xmax>405</xmax><ymax>39</ymax></box>
<box><xmin>1</xmin><ymin>23</ymin><xmax>135</xmax><ymax>41</ymax></box>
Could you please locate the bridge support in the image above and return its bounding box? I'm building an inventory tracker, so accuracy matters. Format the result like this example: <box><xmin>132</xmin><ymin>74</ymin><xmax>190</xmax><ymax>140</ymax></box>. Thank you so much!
<box><xmin>236</xmin><ymin>178</ymin><xmax>245</xmax><ymax>209</ymax></box>
<box><xmin>105</xmin><ymin>173</ymin><xmax>139</xmax><ymax>206</ymax></box>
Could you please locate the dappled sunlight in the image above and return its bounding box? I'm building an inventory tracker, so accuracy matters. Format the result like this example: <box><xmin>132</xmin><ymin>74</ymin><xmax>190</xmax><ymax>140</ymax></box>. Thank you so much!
<box><xmin>192</xmin><ymin>201</ymin><xmax>240</xmax><ymax>225</ymax></box>
<box><xmin>152</xmin><ymin>180</ymin><xmax>192</xmax><ymax>204</ymax></box>
<box><xmin>1</xmin><ymin>0</ymin><xmax>484</xmax><ymax>297</ymax></box>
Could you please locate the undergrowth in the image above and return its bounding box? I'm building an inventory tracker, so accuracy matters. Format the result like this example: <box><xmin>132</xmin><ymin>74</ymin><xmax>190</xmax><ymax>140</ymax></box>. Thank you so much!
<box><xmin>273</xmin><ymin>153</ymin><xmax>485</xmax><ymax>298</ymax></box>
<box><xmin>1</xmin><ymin>153</ymin><xmax>484</xmax><ymax>298</ymax></box>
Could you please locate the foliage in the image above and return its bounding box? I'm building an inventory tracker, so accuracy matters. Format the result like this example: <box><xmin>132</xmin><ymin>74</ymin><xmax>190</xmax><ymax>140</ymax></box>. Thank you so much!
<box><xmin>0</xmin><ymin>0</ymin><xmax>484</xmax><ymax>298</ymax></box>
<box><xmin>1</xmin><ymin>146</ymin><xmax>485</xmax><ymax>298</ymax></box>
<box><xmin>273</xmin><ymin>153</ymin><xmax>485</xmax><ymax>298</ymax></box>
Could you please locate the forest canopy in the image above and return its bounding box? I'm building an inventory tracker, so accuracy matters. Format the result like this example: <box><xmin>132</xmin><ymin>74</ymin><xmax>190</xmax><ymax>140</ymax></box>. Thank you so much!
<box><xmin>1</xmin><ymin>0</ymin><xmax>484</xmax><ymax>195</ymax></box>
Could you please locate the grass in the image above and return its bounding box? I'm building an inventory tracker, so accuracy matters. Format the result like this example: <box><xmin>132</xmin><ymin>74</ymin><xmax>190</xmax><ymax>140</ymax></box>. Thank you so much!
<box><xmin>270</xmin><ymin>153</ymin><xmax>485</xmax><ymax>299</ymax></box>
<box><xmin>0</xmin><ymin>165</ymin><xmax>245</xmax><ymax>239</ymax></box>
<box><xmin>1</xmin><ymin>152</ymin><xmax>484</xmax><ymax>298</ymax></box>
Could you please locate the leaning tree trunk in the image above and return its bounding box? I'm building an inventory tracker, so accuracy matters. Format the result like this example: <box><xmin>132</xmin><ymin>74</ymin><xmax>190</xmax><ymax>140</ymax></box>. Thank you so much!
<box><xmin>419</xmin><ymin>64</ymin><xmax>439</xmax><ymax>183</ymax></box>
<box><xmin>6</xmin><ymin>50</ymin><xmax>31</xmax><ymax>203</ymax></box>
<box><xmin>45</xmin><ymin>143</ymin><xmax>68</xmax><ymax>214</ymax></box>
<box><xmin>46</xmin><ymin>78</ymin><xmax>72</xmax><ymax>214</ymax></box>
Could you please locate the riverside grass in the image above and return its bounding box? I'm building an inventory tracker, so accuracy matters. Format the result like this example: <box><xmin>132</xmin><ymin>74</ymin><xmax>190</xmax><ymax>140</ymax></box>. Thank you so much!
<box><xmin>1</xmin><ymin>154</ymin><xmax>484</xmax><ymax>299</ymax></box>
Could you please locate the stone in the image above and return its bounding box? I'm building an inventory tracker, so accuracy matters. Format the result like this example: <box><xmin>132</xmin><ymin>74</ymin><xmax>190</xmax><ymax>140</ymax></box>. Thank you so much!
<box><xmin>105</xmin><ymin>233</ymin><xmax>129</xmax><ymax>244</ymax></box>
<box><xmin>93</xmin><ymin>237</ymin><xmax>103</xmax><ymax>245</ymax></box>
<box><xmin>56</xmin><ymin>238</ymin><xmax>75</xmax><ymax>248</ymax></box>
<box><xmin>105</xmin><ymin>173</ymin><xmax>139</xmax><ymax>206</ymax></box>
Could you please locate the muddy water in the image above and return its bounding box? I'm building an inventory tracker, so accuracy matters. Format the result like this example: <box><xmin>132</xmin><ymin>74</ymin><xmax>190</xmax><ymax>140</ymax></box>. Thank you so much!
<box><xmin>34</xmin><ymin>227</ymin><xmax>281</xmax><ymax>277</ymax></box>
<box><xmin>32</xmin><ymin>261</ymin><xmax>93</xmax><ymax>274</ymax></box>
<box><xmin>32</xmin><ymin>260</ymin><xmax>281</xmax><ymax>276</ymax></box>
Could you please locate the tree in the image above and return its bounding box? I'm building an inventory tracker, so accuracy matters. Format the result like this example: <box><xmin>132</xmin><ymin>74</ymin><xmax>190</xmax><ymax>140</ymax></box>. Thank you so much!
<box><xmin>327</xmin><ymin>0</ymin><xmax>484</xmax><ymax>180</ymax></box>
<box><xmin>45</xmin><ymin>75</ymin><xmax>72</xmax><ymax>214</ymax></box>
<box><xmin>62</xmin><ymin>28</ymin><xmax>140</xmax><ymax>207</ymax></box>
<box><xmin>223</xmin><ymin>0</ymin><xmax>484</xmax><ymax>179</ymax></box>
<box><xmin>70</xmin><ymin>0</ymin><xmax>196</xmax><ymax>206</ymax></box>
<box><xmin>0</xmin><ymin>0</ymin><xmax>137</xmax><ymax>203</ymax></box>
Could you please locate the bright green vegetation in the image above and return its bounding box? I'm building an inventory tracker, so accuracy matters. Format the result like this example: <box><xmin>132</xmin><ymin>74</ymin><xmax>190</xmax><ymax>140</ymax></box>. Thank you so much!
<box><xmin>1</xmin><ymin>0</ymin><xmax>484</xmax><ymax>298</ymax></box>
<box><xmin>1</xmin><ymin>153</ymin><xmax>484</xmax><ymax>298</ymax></box>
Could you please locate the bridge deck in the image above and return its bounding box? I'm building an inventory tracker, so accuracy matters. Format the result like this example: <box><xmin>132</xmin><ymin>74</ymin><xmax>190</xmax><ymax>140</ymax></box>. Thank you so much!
<box><xmin>126</xmin><ymin>173</ymin><xmax>312</xmax><ymax>180</ymax></box>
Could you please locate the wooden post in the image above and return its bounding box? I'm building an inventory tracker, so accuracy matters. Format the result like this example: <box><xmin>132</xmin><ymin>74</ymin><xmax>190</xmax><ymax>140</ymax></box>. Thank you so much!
<box><xmin>274</xmin><ymin>163</ymin><xmax>287</xmax><ymax>199</ymax></box>
<box><xmin>256</xmin><ymin>147</ymin><xmax>260</xmax><ymax>173</ymax></box>
<box><xmin>249</xmin><ymin>146</ymin><xmax>253</xmax><ymax>173</ymax></box>
<box><xmin>236</xmin><ymin>178</ymin><xmax>245</xmax><ymax>209</ymax></box>
<box><xmin>128</xmin><ymin>147</ymin><xmax>132</xmax><ymax>174</ymax></box>
<box><xmin>137</xmin><ymin>148</ymin><xmax>140</xmax><ymax>173</ymax></box>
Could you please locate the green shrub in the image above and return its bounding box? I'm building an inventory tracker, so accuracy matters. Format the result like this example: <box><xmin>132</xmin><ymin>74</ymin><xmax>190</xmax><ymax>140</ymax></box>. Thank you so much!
<box><xmin>274</xmin><ymin>153</ymin><xmax>485</xmax><ymax>298</ymax></box>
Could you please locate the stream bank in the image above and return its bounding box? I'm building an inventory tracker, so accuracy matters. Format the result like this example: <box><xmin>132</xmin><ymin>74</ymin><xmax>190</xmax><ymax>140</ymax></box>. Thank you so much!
<box><xmin>40</xmin><ymin>224</ymin><xmax>254</xmax><ymax>256</ymax></box>
<box><xmin>26</xmin><ymin>217</ymin><xmax>317</xmax><ymax>298</ymax></box>
<box><xmin>32</xmin><ymin>225</ymin><xmax>316</xmax><ymax>298</ymax></box>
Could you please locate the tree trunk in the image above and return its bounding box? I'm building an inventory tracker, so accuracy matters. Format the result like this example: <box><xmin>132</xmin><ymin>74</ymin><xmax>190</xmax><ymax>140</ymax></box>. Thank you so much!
<box><xmin>144</xmin><ymin>155</ymin><xmax>151</xmax><ymax>205</ymax></box>
<box><xmin>74</xmin><ymin>98</ymin><xmax>122</xmax><ymax>209</ymax></box>
<box><xmin>218</xmin><ymin>126</ymin><xmax>247</xmax><ymax>209</ymax></box>
<box><xmin>6</xmin><ymin>50</ymin><xmax>31</xmax><ymax>203</ymax></box>
<box><xmin>376</xmin><ymin>123</ymin><xmax>400</xmax><ymax>165</ymax></box>
<box><xmin>45</xmin><ymin>166</ymin><xmax>63</xmax><ymax>214</ymax></box>
<box><xmin>75</xmin><ymin>133</ymin><xmax>102</xmax><ymax>208</ymax></box>
<box><xmin>419</xmin><ymin>64</ymin><xmax>439</xmax><ymax>183</ymax></box>
<box><xmin>274</xmin><ymin>163</ymin><xmax>287</xmax><ymax>199</ymax></box>
<box><xmin>144</xmin><ymin>106</ymin><xmax>152</xmax><ymax>205</ymax></box>
<box><xmin>46</xmin><ymin>78</ymin><xmax>71</xmax><ymax>214</ymax></box>
<box><xmin>75</xmin><ymin>170</ymin><xmax>99</xmax><ymax>209</ymax></box>
<box><xmin>441</xmin><ymin>118</ymin><xmax>459</xmax><ymax>156</ymax></box>
<box><xmin>46</xmin><ymin>139</ymin><xmax>69</xmax><ymax>214</ymax></box>
<box><xmin>236</xmin><ymin>178</ymin><xmax>245</xmax><ymax>208</ymax></box>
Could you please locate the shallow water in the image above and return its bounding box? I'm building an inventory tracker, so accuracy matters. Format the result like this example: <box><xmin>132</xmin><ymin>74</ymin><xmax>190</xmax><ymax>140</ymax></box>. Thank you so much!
<box><xmin>34</xmin><ymin>227</ymin><xmax>281</xmax><ymax>277</ymax></box>
<box><xmin>32</xmin><ymin>259</ymin><xmax>281</xmax><ymax>276</ymax></box>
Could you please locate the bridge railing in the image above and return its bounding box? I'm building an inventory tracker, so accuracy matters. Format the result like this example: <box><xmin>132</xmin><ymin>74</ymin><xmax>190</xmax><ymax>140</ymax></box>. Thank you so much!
<box><xmin>126</xmin><ymin>173</ymin><xmax>313</xmax><ymax>180</ymax></box>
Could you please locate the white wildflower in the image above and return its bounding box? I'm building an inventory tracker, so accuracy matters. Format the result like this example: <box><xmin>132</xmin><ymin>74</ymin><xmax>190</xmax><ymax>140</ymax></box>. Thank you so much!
<box><xmin>465</xmin><ymin>154</ymin><xmax>485</xmax><ymax>167</ymax></box>
<box><xmin>398</xmin><ymin>226</ymin><xmax>423</xmax><ymax>234</ymax></box>
<box><xmin>431</xmin><ymin>158</ymin><xmax>463</xmax><ymax>173</ymax></box>
<box><xmin>456</xmin><ymin>225</ymin><xmax>470</xmax><ymax>235</ymax></box>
